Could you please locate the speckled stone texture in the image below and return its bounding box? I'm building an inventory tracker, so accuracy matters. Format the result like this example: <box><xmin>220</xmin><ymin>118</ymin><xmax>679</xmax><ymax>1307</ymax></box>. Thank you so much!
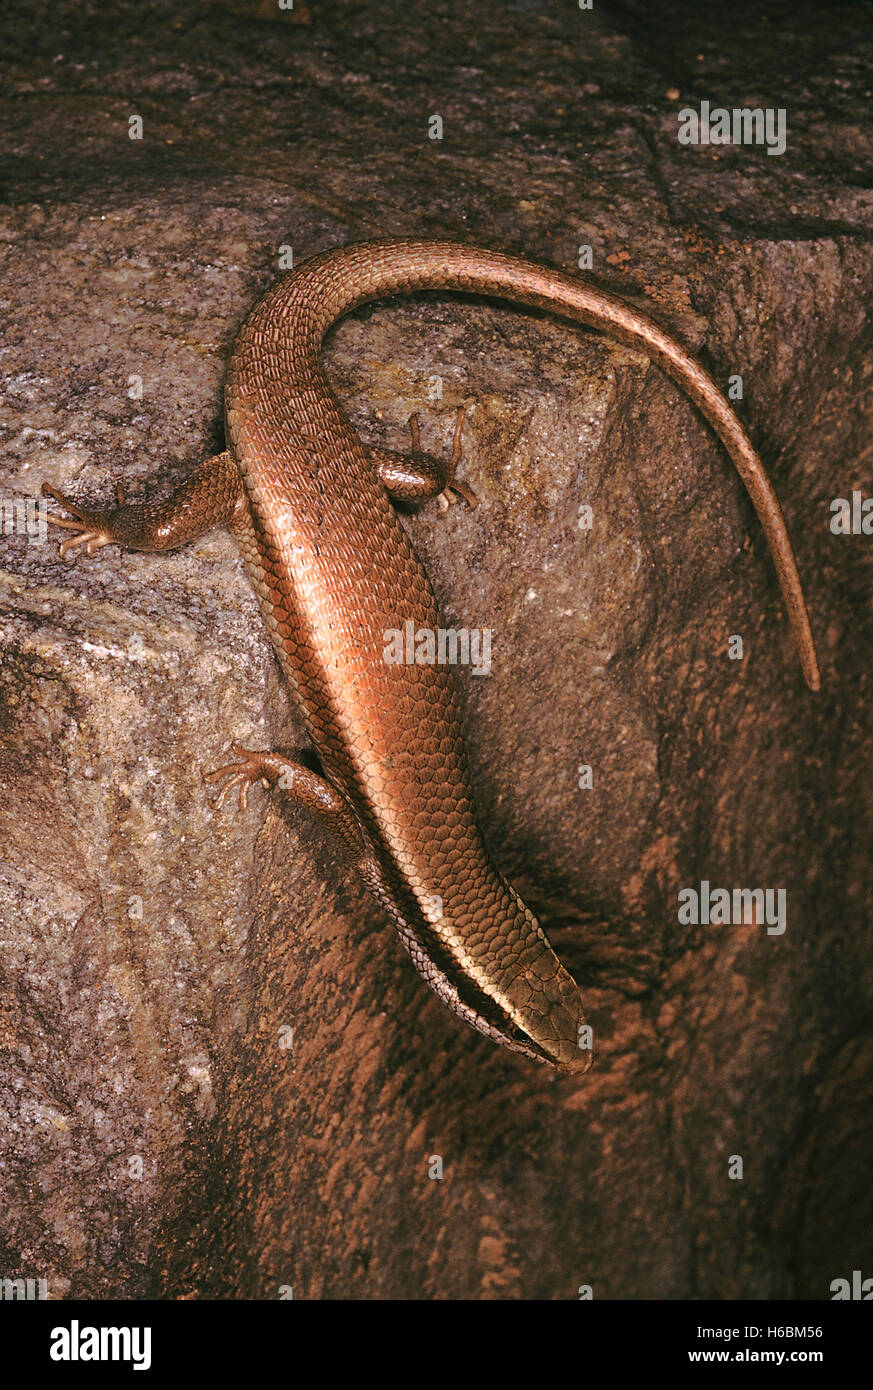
<box><xmin>0</xmin><ymin>0</ymin><xmax>871</xmax><ymax>1299</ymax></box>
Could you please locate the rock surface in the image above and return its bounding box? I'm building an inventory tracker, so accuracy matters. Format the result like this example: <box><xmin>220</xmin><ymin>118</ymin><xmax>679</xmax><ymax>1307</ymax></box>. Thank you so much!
<box><xmin>0</xmin><ymin>0</ymin><xmax>870</xmax><ymax>1299</ymax></box>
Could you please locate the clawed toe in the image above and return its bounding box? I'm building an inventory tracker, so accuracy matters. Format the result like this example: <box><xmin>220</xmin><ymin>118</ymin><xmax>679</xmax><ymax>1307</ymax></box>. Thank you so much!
<box><xmin>202</xmin><ymin>744</ymin><xmax>273</xmax><ymax>812</ymax></box>
<box><xmin>41</xmin><ymin>482</ymin><xmax>88</xmax><ymax>520</ymax></box>
<box><xmin>446</xmin><ymin>478</ymin><xmax>478</xmax><ymax>508</ymax></box>
<box><xmin>442</xmin><ymin>406</ymin><xmax>478</xmax><ymax>509</ymax></box>
<box><xmin>61</xmin><ymin>530</ymin><xmax>113</xmax><ymax>558</ymax></box>
<box><xmin>41</xmin><ymin>483</ymin><xmax>114</xmax><ymax>557</ymax></box>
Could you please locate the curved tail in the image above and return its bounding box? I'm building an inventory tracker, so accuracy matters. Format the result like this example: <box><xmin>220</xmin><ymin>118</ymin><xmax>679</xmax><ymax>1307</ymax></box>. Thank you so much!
<box><xmin>277</xmin><ymin>238</ymin><xmax>820</xmax><ymax>691</ymax></box>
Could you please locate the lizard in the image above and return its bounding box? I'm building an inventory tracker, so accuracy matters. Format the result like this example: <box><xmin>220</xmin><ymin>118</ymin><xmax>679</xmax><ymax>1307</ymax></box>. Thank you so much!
<box><xmin>41</xmin><ymin>238</ymin><xmax>821</xmax><ymax>1075</ymax></box>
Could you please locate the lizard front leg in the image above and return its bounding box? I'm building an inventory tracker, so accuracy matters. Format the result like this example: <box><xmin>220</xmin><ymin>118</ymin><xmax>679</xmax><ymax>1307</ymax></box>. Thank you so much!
<box><xmin>42</xmin><ymin>450</ymin><xmax>245</xmax><ymax>556</ymax></box>
<box><xmin>367</xmin><ymin>407</ymin><xmax>478</xmax><ymax>510</ymax></box>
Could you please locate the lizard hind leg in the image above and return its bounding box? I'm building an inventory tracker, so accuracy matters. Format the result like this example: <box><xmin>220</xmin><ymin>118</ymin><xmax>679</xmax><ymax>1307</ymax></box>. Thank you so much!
<box><xmin>204</xmin><ymin>744</ymin><xmax>427</xmax><ymax>936</ymax></box>
<box><xmin>204</xmin><ymin>744</ymin><xmax>369</xmax><ymax>861</ymax></box>
<box><xmin>369</xmin><ymin>406</ymin><xmax>477</xmax><ymax>510</ymax></box>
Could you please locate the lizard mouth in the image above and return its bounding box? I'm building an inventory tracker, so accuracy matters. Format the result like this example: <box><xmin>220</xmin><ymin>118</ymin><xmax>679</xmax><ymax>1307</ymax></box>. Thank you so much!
<box><xmin>493</xmin><ymin>993</ymin><xmax>595</xmax><ymax>1074</ymax></box>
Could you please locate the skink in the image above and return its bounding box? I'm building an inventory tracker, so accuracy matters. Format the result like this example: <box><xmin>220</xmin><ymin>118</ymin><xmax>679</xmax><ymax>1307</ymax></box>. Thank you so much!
<box><xmin>42</xmin><ymin>238</ymin><xmax>820</xmax><ymax>1074</ymax></box>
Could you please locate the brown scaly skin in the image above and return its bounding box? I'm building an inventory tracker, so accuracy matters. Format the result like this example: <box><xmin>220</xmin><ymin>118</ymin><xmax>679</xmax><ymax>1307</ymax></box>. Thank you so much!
<box><xmin>41</xmin><ymin>239</ymin><xmax>821</xmax><ymax>1075</ymax></box>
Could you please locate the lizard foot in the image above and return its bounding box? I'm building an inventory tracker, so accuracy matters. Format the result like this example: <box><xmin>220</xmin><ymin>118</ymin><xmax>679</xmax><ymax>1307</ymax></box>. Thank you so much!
<box><xmin>428</xmin><ymin>406</ymin><xmax>478</xmax><ymax>510</ymax></box>
<box><xmin>42</xmin><ymin>480</ymin><xmax>127</xmax><ymax>557</ymax></box>
<box><xmin>202</xmin><ymin>744</ymin><xmax>280</xmax><ymax>812</ymax></box>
